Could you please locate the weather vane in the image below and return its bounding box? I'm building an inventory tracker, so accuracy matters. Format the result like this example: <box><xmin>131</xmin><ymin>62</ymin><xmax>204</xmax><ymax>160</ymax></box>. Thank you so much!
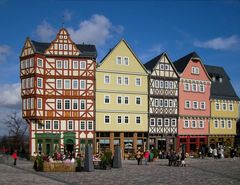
<box><xmin>62</xmin><ymin>15</ymin><xmax>65</xmax><ymax>28</ymax></box>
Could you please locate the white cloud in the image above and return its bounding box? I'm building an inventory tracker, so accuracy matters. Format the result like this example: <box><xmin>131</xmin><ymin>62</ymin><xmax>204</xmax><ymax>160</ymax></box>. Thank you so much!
<box><xmin>63</xmin><ymin>10</ymin><xmax>73</xmax><ymax>22</ymax></box>
<box><xmin>0</xmin><ymin>45</ymin><xmax>11</xmax><ymax>63</ymax></box>
<box><xmin>35</xmin><ymin>20</ymin><xmax>56</xmax><ymax>41</ymax></box>
<box><xmin>140</xmin><ymin>43</ymin><xmax>164</xmax><ymax>62</ymax></box>
<box><xmin>67</xmin><ymin>14</ymin><xmax>124</xmax><ymax>46</ymax></box>
<box><xmin>194</xmin><ymin>35</ymin><xmax>240</xmax><ymax>50</ymax></box>
<box><xmin>0</xmin><ymin>83</ymin><xmax>21</xmax><ymax>109</ymax></box>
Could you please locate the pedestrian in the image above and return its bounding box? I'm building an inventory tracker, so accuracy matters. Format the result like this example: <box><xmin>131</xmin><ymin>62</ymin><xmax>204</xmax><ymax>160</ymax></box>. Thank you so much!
<box><xmin>181</xmin><ymin>152</ymin><xmax>186</xmax><ymax>167</ymax></box>
<box><xmin>144</xmin><ymin>150</ymin><xmax>150</xmax><ymax>165</ymax></box>
<box><xmin>135</xmin><ymin>150</ymin><xmax>142</xmax><ymax>165</ymax></box>
<box><xmin>213</xmin><ymin>148</ymin><xmax>218</xmax><ymax>159</ymax></box>
<box><xmin>11</xmin><ymin>150</ymin><xmax>18</xmax><ymax>166</ymax></box>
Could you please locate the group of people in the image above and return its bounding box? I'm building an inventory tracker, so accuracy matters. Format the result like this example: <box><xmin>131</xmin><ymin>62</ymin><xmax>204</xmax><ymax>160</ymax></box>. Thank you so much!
<box><xmin>135</xmin><ymin>150</ymin><xmax>155</xmax><ymax>165</ymax></box>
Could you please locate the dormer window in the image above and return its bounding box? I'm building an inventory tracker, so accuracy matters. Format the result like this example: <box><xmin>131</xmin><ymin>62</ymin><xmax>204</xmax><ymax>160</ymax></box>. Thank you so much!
<box><xmin>192</xmin><ymin>67</ymin><xmax>199</xmax><ymax>75</ymax></box>
<box><xmin>219</xmin><ymin>77</ymin><xmax>223</xmax><ymax>83</ymax></box>
<box><xmin>212</xmin><ymin>76</ymin><xmax>216</xmax><ymax>82</ymax></box>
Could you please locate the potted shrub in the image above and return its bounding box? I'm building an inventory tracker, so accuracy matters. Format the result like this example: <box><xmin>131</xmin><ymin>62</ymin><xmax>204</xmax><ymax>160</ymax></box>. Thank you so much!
<box><xmin>100</xmin><ymin>150</ymin><xmax>112</xmax><ymax>170</ymax></box>
<box><xmin>75</xmin><ymin>158</ymin><xmax>82</xmax><ymax>172</ymax></box>
<box><xmin>152</xmin><ymin>148</ymin><xmax>158</xmax><ymax>161</ymax></box>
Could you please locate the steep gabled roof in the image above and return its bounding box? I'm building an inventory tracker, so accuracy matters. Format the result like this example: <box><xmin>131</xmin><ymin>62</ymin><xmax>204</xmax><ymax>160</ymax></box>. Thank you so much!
<box><xmin>205</xmin><ymin>65</ymin><xmax>239</xmax><ymax>100</ymax></box>
<box><xmin>173</xmin><ymin>51</ymin><xmax>200</xmax><ymax>73</ymax></box>
<box><xmin>144</xmin><ymin>52</ymin><xmax>165</xmax><ymax>72</ymax></box>
<box><xmin>30</xmin><ymin>40</ymin><xmax>97</xmax><ymax>58</ymax></box>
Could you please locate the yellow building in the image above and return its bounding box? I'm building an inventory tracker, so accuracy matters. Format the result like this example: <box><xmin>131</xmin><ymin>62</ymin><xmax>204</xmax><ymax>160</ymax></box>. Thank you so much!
<box><xmin>95</xmin><ymin>39</ymin><xmax>149</xmax><ymax>156</ymax></box>
<box><xmin>205</xmin><ymin>65</ymin><xmax>239</xmax><ymax>147</ymax></box>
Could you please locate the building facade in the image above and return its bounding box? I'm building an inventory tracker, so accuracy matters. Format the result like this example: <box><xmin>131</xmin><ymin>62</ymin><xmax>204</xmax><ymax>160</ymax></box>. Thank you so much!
<box><xmin>95</xmin><ymin>39</ymin><xmax>148</xmax><ymax>156</ymax></box>
<box><xmin>20</xmin><ymin>28</ymin><xmax>97</xmax><ymax>156</ymax></box>
<box><xmin>144</xmin><ymin>53</ymin><xmax>179</xmax><ymax>152</ymax></box>
<box><xmin>174</xmin><ymin>52</ymin><xmax>211</xmax><ymax>153</ymax></box>
<box><xmin>205</xmin><ymin>65</ymin><xmax>239</xmax><ymax>148</ymax></box>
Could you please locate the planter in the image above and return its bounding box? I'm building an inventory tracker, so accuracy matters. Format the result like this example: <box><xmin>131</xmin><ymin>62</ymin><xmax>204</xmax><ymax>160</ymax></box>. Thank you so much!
<box><xmin>75</xmin><ymin>166</ymin><xmax>82</xmax><ymax>172</ymax></box>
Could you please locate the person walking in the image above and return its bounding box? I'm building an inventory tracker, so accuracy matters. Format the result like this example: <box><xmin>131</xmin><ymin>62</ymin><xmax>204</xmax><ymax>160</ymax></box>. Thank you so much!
<box><xmin>11</xmin><ymin>150</ymin><xmax>18</xmax><ymax>166</ymax></box>
<box><xmin>144</xmin><ymin>150</ymin><xmax>150</xmax><ymax>165</ymax></box>
<box><xmin>136</xmin><ymin>150</ymin><xmax>142</xmax><ymax>165</ymax></box>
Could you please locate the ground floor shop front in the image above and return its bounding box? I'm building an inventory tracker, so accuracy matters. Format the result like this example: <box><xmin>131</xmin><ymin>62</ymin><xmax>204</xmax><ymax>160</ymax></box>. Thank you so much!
<box><xmin>148</xmin><ymin>135</ymin><xmax>176</xmax><ymax>152</ymax></box>
<box><xmin>208</xmin><ymin>135</ymin><xmax>235</xmax><ymax>148</ymax></box>
<box><xmin>95</xmin><ymin>132</ymin><xmax>148</xmax><ymax>158</ymax></box>
<box><xmin>176</xmin><ymin>135</ymin><xmax>208</xmax><ymax>154</ymax></box>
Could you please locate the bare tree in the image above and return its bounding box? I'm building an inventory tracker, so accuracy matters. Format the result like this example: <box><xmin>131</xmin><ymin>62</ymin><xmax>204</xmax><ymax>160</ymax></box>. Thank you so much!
<box><xmin>4</xmin><ymin>112</ymin><xmax>28</xmax><ymax>152</ymax></box>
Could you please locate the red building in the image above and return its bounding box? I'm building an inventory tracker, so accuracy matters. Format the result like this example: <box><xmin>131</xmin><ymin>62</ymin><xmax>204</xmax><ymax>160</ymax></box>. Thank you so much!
<box><xmin>174</xmin><ymin>52</ymin><xmax>211</xmax><ymax>154</ymax></box>
<box><xmin>20</xmin><ymin>28</ymin><xmax>97</xmax><ymax>156</ymax></box>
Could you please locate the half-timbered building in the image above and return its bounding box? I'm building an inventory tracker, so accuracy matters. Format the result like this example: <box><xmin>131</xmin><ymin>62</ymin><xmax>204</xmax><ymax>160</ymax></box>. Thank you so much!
<box><xmin>144</xmin><ymin>53</ymin><xmax>179</xmax><ymax>152</ymax></box>
<box><xmin>174</xmin><ymin>52</ymin><xmax>211</xmax><ymax>154</ymax></box>
<box><xmin>20</xmin><ymin>28</ymin><xmax>97</xmax><ymax>156</ymax></box>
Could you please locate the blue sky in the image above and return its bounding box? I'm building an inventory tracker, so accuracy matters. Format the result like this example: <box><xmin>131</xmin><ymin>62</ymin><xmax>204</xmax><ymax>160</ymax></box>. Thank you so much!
<box><xmin>0</xmin><ymin>0</ymin><xmax>240</xmax><ymax>135</ymax></box>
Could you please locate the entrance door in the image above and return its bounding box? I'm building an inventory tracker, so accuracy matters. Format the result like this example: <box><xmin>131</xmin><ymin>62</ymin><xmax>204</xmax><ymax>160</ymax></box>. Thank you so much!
<box><xmin>65</xmin><ymin>139</ymin><xmax>74</xmax><ymax>154</ymax></box>
<box><xmin>46</xmin><ymin>143</ymin><xmax>51</xmax><ymax>155</ymax></box>
<box><xmin>157</xmin><ymin>139</ymin><xmax>166</xmax><ymax>151</ymax></box>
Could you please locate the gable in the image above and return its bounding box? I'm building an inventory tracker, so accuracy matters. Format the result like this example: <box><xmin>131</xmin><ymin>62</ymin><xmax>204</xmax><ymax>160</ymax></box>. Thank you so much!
<box><xmin>44</xmin><ymin>28</ymin><xmax>80</xmax><ymax>56</ymax></box>
<box><xmin>98</xmin><ymin>39</ymin><xmax>147</xmax><ymax>74</ymax></box>
<box><xmin>20</xmin><ymin>38</ymin><xmax>34</xmax><ymax>57</ymax></box>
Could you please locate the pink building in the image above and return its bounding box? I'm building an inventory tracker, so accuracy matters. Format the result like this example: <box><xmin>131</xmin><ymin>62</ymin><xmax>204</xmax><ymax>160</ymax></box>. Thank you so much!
<box><xmin>174</xmin><ymin>52</ymin><xmax>211</xmax><ymax>154</ymax></box>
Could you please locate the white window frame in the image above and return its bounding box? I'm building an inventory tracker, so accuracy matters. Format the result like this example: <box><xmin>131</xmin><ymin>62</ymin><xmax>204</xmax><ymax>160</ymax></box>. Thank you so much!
<box><xmin>124</xmin><ymin>116</ymin><xmax>129</xmax><ymax>124</ymax></box>
<box><xmin>169</xmin><ymin>100</ymin><xmax>173</xmax><ymax>107</ymax></box>
<box><xmin>184</xmin><ymin>83</ymin><xmax>190</xmax><ymax>91</ymax></box>
<box><xmin>124</xmin><ymin>96</ymin><xmax>129</xmax><ymax>104</ymax></box>
<box><xmin>199</xmin><ymin>84</ymin><xmax>205</xmax><ymax>92</ymax></box>
<box><xmin>136</xmin><ymin>116</ymin><xmax>141</xmax><ymax>124</ymax></box>
<box><xmin>192</xmin><ymin>83</ymin><xmax>197</xmax><ymax>92</ymax></box>
<box><xmin>171</xmin><ymin>119</ymin><xmax>177</xmax><ymax>127</ymax></box>
<box><xmin>37</xmin><ymin>78</ymin><xmax>43</xmax><ymax>88</ymax></box>
<box><xmin>155</xmin><ymin>99</ymin><xmax>159</xmax><ymax>107</ymax></box>
<box><xmin>160</xmin><ymin>64</ymin><xmax>164</xmax><ymax>70</ymax></box>
<box><xmin>53</xmin><ymin>120</ymin><xmax>59</xmax><ymax>130</ymax></box>
<box><xmin>150</xmin><ymin>118</ymin><xmax>155</xmax><ymax>126</ymax></box>
<box><xmin>185</xmin><ymin>100</ymin><xmax>191</xmax><ymax>109</ymax></box>
<box><xmin>73</xmin><ymin>61</ymin><xmax>78</xmax><ymax>69</ymax></box>
<box><xmin>124</xmin><ymin>76</ymin><xmax>129</xmax><ymax>85</ymax></box>
<box><xmin>229</xmin><ymin>103</ymin><xmax>234</xmax><ymax>111</ymax></box>
<box><xmin>64</xmin><ymin>79</ymin><xmax>71</xmax><ymax>89</ymax></box>
<box><xmin>193</xmin><ymin>101</ymin><xmax>198</xmax><ymax>109</ymax></box>
<box><xmin>155</xmin><ymin>80</ymin><xmax>159</xmax><ymax>88</ymax></box>
<box><xmin>117</xmin><ymin>96</ymin><xmax>122</xmax><ymax>104</ymax></box>
<box><xmin>160</xmin><ymin>80</ymin><xmax>164</xmax><ymax>88</ymax></box>
<box><xmin>64</xmin><ymin>99</ymin><xmax>71</xmax><ymax>110</ymax></box>
<box><xmin>169</xmin><ymin>81</ymin><xmax>174</xmax><ymax>89</ymax></box>
<box><xmin>159</xmin><ymin>99</ymin><xmax>163</xmax><ymax>107</ymax></box>
<box><xmin>72</xmin><ymin>99</ymin><xmax>78</xmax><ymax>110</ymax></box>
<box><xmin>135</xmin><ymin>97</ymin><xmax>141</xmax><ymax>105</ymax></box>
<box><xmin>157</xmin><ymin>118</ymin><xmax>163</xmax><ymax>126</ymax></box>
<box><xmin>37</xmin><ymin>98</ymin><xmax>42</xmax><ymax>109</ymax></box>
<box><xmin>164</xmin><ymin>99</ymin><xmax>168</xmax><ymax>107</ymax></box>
<box><xmin>165</xmin><ymin>81</ymin><xmax>168</xmax><ymax>89</ymax></box>
<box><xmin>135</xmin><ymin>77</ymin><xmax>141</xmax><ymax>86</ymax></box>
<box><xmin>72</xmin><ymin>79</ymin><xmax>78</xmax><ymax>89</ymax></box>
<box><xmin>215</xmin><ymin>102</ymin><xmax>220</xmax><ymax>111</ymax></box>
<box><xmin>117</xmin><ymin>76</ymin><xmax>122</xmax><ymax>85</ymax></box>
<box><xmin>221</xmin><ymin>120</ymin><xmax>225</xmax><ymax>128</ymax></box>
<box><xmin>67</xmin><ymin>120</ymin><xmax>73</xmax><ymax>130</ymax></box>
<box><xmin>164</xmin><ymin>118</ymin><xmax>170</xmax><ymax>127</ymax></box>
<box><xmin>165</xmin><ymin>64</ymin><xmax>169</xmax><ymax>70</ymax></box>
<box><xmin>227</xmin><ymin>120</ymin><xmax>232</xmax><ymax>129</ymax></box>
<box><xmin>123</xmin><ymin>57</ymin><xmax>129</xmax><ymax>65</ymax></box>
<box><xmin>45</xmin><ymin>120</ymin><xmax>51</xmax><ymax>130</ymax></box>
<box><xmin>116</xmin><ymin>56</ymin><xmax>122</xmax><ymax>65</ymax></box>
<box><xmin>104</xmin><ymin>115</ymin><xmax>110</xmax><ymax>124</ymax></box>
<box><xmin>56</xmin><ymin>60</ymin><xmax>62</xmax><ymax>69</ymax></box>
<box><xmin>87</xmin><ymin>121</ymin><xmax>93</xmax><ymax>131</ymax></box>
<box><xmin>80</xmin><ymin>80</ymin><xmax>86</xmax><ymax>90</ymax></box>
<box><xmin>191</xmin><ymin>120</ymin><xmax>197</xmax><ymax>128</ymax></box>
<box><xmin>222</xmin><ymin>103</ymin><xmax>227</xmax><ymax>111</ymax></box>
<box><xmin>192</xmin><ymin>67</ymin><xmax>200</xmax><ymax>74</ymax></box>
<box><xmin>117</xmin><ymin>115</ymin><xmax>122</xmax><ymax>124</ymax></box>
<box><xmin>214</xmin><ymin>120</ymin><xmax>219</xmax><ymax>128</ymax></box>
<box><xmin>37</xmin><ymin>58</ymin><xmax>43</xmax><ymax>67</ymax></box>
<box><xmin>80</xmin><ymin>121</ymin><xmax>86</xmax><ymax>130</ymax></box>
<box><xmin>104</xmin><ymin>95</ymin><xmax>110</xmax><ymax>104</ymax></box>
<box><xmin>200</xmin><ymin>102</ymin><xmax>206</xmax><ymax>110</ymax></box>
<box><xmin>184</xmin><ymin>120</ymin><xmax>190</xmax><ymax>128</ymax></box>
<box><xmin>56</xmin><ymin>99</ymin><xmax>62</xmax><ymax>110</ymax></box>
<box><xmin>80</xmin><ymin>100</ymin><xmax>86</xmax><ymax>110</ymax></box>
<box><xmin>80</xmin><ymin>61</ymin><xmax>86</xmax><ymax>69</ymax></box>
<box><xmin>104</xmin><ymin>75</ymin><xmax>110</xmax><ymax>84</ymax></box>
<box><xmin>56</xmin><ymin>79</ymin><xmax>62</xmax><ymax>89</ymax></box>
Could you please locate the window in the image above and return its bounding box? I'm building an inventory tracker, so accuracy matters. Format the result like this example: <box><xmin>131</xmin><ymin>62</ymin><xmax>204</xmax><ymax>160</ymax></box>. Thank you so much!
<box><xmin>117</xmin><ymin>76</ymin><xmax>122</xmax><ymax>85</ymax></box>
<box><xmin>27</xmin><ymin>98</ymin><xmax>31</xmax><ymax>109</ymax></box>
<box><xmin>192</xmin><ymin>67</ymin><xmax>199</xmax><ymax>74</ymax></box>
<box><xmin>199</xmin><ymin>120</ymin><xmax>204</xmax><ymax>128</ymax></box>
<box><xmin>64</xmin><ymin>60</ymin><xmax>68</xmax><ymax>69</ymax></box>
<box><xmin>21</xmin><ymin>60</ymin><xmax>25</xmax><ymax>69</ymax></box>
<box><xmin>192</xmin><ymin>84</ymin><xmax>197</xmax><ymax>92</ymax></box>
<box><xmin>117</xmin><ymin>116</ymin><xmax>122</xmax><ymax>124</ymax></box>
<box><xmin>56</xmin><ymin>99</ymin><xmax>62</xmax><ymax>110</ymax></box>
<box><xmin>160</xmin><ymin>64</ymin><xmax>164</xmax><ymax>70</ymax></box>
<box><xmin>59</xmin><ymin>44</ymin><xmax>63</xmax><ymax>50</ymax></box>
<box><xmin>150</xmin><ymin>118</ymin><xmax>155</xmax><ymax>126</ymax></box>
<box><xmin>104</xmin><ymin>75</ymin><xmax>110</xmax><ymax>84</ymax></box>
<box><xmin>124</xmin><ymin>96</ymin><xmax>129</xmax><ymax>104</ymax></box>
<box><xmin>73</xmin><ymin>61</ymin><xmax>78</xmax><ymax>69</ymax></box>
<box><xmin>136</xmin><ymin>116</ymin><xmax>141</xmax><ymax>124</ymax></box>
<box><xmin>104</xmin><ymin>115</ymin><xmax>110</xmax><ymax>124</ymax></box>
<box><xmin>165</xmin><ymin>64</ymin><xmax>169</xmax><ymax>70</ymax></box>
<box><xmin>171</xmin><ymin>119</ymin><xmax>177</xmax><ymax>127</ymax></box>
<box><xmin>157</xmin><ymin>118</ymin><xmax>163</xmax><ymax>126</ymax></box>
<box><xmin>80</xmin><ymin>80</ymin><xmax>86</xmax><ymax>89</ymax></box>
<box><xmin>160</xmin><ymin>80</ymin><xmax>164</xmax><ymax>88</ymax></box>
<box><xmin>37</xmin><ymin>98</ymin><xmax>42</xmax><ymax>109</ymax></box>
<box><xmin>227</xmin><ymin>120</ymin><xmax>232</xmax><ymax>129</ymax></box>
<box><xmin>45</xmin><ymin>121</ymin><xmax>51</xmax><ymax>130</ymax></box>
<box><xmin>164</xmin><ymin>118</ymin><xmax>170</xmax><ymax>126</ymax></box>
<box><xmin>185</xmin><ymin>100</ymin><xmax>191</xmax><ymax>109</ymax></box>
<box><xmin>165</xmin><ymin>81</ymin><xmax>168</xmax><ymax>89</ymax></box>
<box><xmin>72</xmin><ymin>80</ymin><xmax>78</xmax><ymax>89</ymax></box>
<box><xmin>64</xmin><ymin>79</ymin><xmax>71</xmax><ymax>89</ymax></box>
<box><xmin>37</xmin><ymin>78</ymin><xmax>43</xmax><ymax>88</ymax></box>
<box><xmin>87</xmin><ymin>121</ymin><xmax>93</xmax><ymax>131</ymax></box>
<box><xmin>193</xmin><ymin>101</ymin><xmax>198</xmax><ymax>109</ymax></box>
<box><xmin>124</xmin><ymin>57</ymin><xmax>129</xmax><ymax>65</ymax></box>
<box><xmin>199</xmin><ymin>84</ymin><xmax>205</xmax><ymax>92</ymax></box>
<box><xmin>72</xmin><ymin>99</ymin><xmax>78</xmax><ymax>110</ymax></box>
<box><xmin>80</xmin><ymin>61</ymin><xmax>86</xmax><ymax>69</ymax></box>
<box><xmin>169</xmin><ymin>100</ymin><xmax>173</xmax><ymax>107</ymax></box>
<box><xmin>191</xmin><ymin>120</ymin><xmax>197</xmax><ymax>128</ymax></box>
<box><xmin>169</xmin><ymin>81</ymin><xmax>174</xmax><ymax>89</ymax></box>
<box><xmin>117</xmin><ymin>96</ymin><xmax>122</xmax><ymax>104</ymax></box>
<box><xmin>214</xmin><ymin>120</ymin><xmax>219</xmax><ymax>128</ymax></box>
<box><xmin>200</xmin><ymin>102</ymin><xmax>206</xmax><ymax>110</ymax></box>
<box><xmin>155</xmin><ymin>80</ymin><xmax>159</xmax><ymax>88</ymax></box>
<box><xmin>229</xmin><ymin>103</ymin><xmax>233</xmax><ymax>111</ymax></box>
<box><xmin>53</xmin><ymin>120</ymin><xmax>59</xmax><ymax>130</ymax></box>
<box><xmin>56</xmin><ymin>79</ymin><xmax>62</xmax><ymax>89</ymax></box>
<box><xmin>221</xmin><ymin>120</ymin><xmax>225</xmax><ymax>128</ymax></box>
<box><xmin>23</xmin><ymin>99</ymin><xmax>26</xmax><ymax>110</ymax></box>
<box><xmin>56</xmin><ymin>60</ymin><xmax>62</xmax><ymax>69</ymax></box>
<box><xmin>65</xmin><ymin>100</ymin><xmax>70</xmax><ymax>110</ymax></box>
<box><xmin>31</xmin><ymin>98</ymin><xmax>34</xmax><ymax>109</ymax></box>
<box><xmin>38</xmin><ymin>123</ymin><xmax>43</xmax><ymax>130</ymax></box>
<box><xmin>135</xmin><ymin>78</ymin><xmax>141</xmax><ymax>86</ymax></box>
<box><xmin>136</xmin><ymin>97</ymin><xmax>141</xmax><ymax>105</ymax></box>
<box><xmin>68</xmin><ymin>120</ymin><xmax>73</xmax><ymax>130</ymax></box>
<box><xmin>124</xmin><ymin>116</ymin><xmax>129</xmax><ymax>124</ymax></box>
<box><xmin>222</xmin><ymin>103</ymin><xmax>227</xmax><ymax>111</ymax></box>
<box><xmin>80</xmin><ymin>100</ymin><xmax>86</xmax><ymax>110</ymax></box>
<box><xmin>64</xmin><ymin>44</ymin><xmax>68</xmax><ymax>50</ymax></box>
<box><xmin>219</xmin><ymin>78</ymin><xmax>223</xmax><ymax>83</ymax></box>
<box><xmin>184</xmin><ymin>83</ymin><xmax>190</xmax><ymax>91</ymax></box>
<box><xmin>116</xmin><ymin>56</ymin><xmax>122</xmax><ymax>65</ymax></box>
<box><xmin>164</xmin><ymin>99</ymin><xmax>168</xmax><ymax>107</ymax></box>
<box><xmin>159</xmin><ymin>99</ymin><xmax>163</xmax><ymax>107</ymax></box>
<box><xmin>37</xmin><ymin>58</ymin><xmax>43</xmax><ymax>67</ymax></box>
<box><xmin>215</xmin><ymin>102</ymin><xmax>220</xmax><ymax>111</ymax></box>
<box><xmin>155</xmin><ymin>99</ymin><xmax>159</xmax><ymax>107</ymax></box>
<box><xmin>184</xmin><ymin>120</ymin><xmax>190</xmax><ymax>128</ymax></box>
<box><xmin>102</xmin><ymin>95</ymin><xmax>109</xmax><ymax>104</ymax></box>
<box><xmin>124</xmin><ymin>77</ymin><xmax>129</xmax><ymax>85</ymax></box>
<box><xmin>80</xmin><ymin>121</ymin><xmax>86</xmax><ymax>130</ymax></box>
<box><xmin>26</xmin><ymin>59</ymin><xmax>29</xmax><ymax>68</ymax></box>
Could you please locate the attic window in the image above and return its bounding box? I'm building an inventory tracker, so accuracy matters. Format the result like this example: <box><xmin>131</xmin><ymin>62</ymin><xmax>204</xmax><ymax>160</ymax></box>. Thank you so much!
<box><xmin>212</xmin><ymin>76</ymin><xmax>216</xmax><ymax>82</ymax></box>
<box><xmin>219</xmin><ymin>77</ymin><xmax>223</xmax><ymax>83</ymax></box>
